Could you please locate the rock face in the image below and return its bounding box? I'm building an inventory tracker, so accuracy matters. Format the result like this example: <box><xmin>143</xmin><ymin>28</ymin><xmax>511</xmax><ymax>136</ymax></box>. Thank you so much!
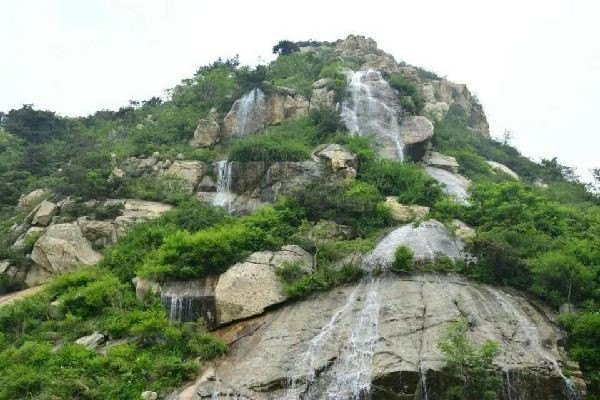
<box><xmin>132</xmin><ymin>276</ymin><xmax>219</xmax><ymax>327</ymax></box>
<box><xmin>215</xmin><ymin>245</ymin><xmax>313</xmax><ymax>325</ymax></box>
<box><xmin>194</xmin><ymin>273</ymin><xmax>583</xmax><ymax>400</ymax></box>
<box><xmin>363</xmin><ymin>220</ymin><xmax>467</xmax><ymax>267</ymax></box>
<box><xmin>223</xmin><ymin>88</ymin><xmax>267</xmax><ymax>137</ymax></box>
<box><xmin>424</xmin><ymin>79</ymin><xmax>489</xmax><ymax>136</ymax></box>
<box><xmin>31</xmin><ymin>200</ymin><xmax>58</xmax><ymax>226</ymax></box>
<box><xmin>191</xmin><ymin>108</ymin><xmax>221</xmax><ymax>148</ymax></box>
<box><xmin>21</xmin><ymin>199</ymin><xmax>172</xmax><ymax>287</ymax></box>
<box><xmin>399</xmin><ymin>116</ymin><xmax>434</xmax><ymax>161</ymax></box>
<box><xmin>426</xmin><ymin>166</ymin><xmax>471</xmax><ymax>205</ymax></box>
<box><xmin>166</xmin><ymin>161</ymin><xmax>205</xmax><ymax>191</ymax></box>
<box><xmin>384</xmin><ymin>197</ymin><xmax>430</xmax><ymax>223</ymax></box>
<box><xmin>425</xmin><ymin>151</ymin><xmax>459</xmax><ymax>173</ymax></box>
<box><xmin>315</xmin><ymin>144</ymin><xmax>357</xmax><ymax>177</ymax></box>
<box><xmin>488</xmin><ymin>160</ymin><xmax>520</xmax><ymax>180</ymax></box>
<box><xmin>75</xmin><ymin>332</ymin><xmax>106</xmax><ymax>350</ymax></box>
<box><xmin>198</xmin><ymin>160</ymin><xmax>325</xmax><ymax>213</ymax></box>
<box><xmin>27</xmin><ymin>223</ymin><xmax>102</xmax><ymax>286</ymax></box>
<box><xmin>266</xmin><ymin>93</ymin><xmax>310</xmax><ymax>125</ymax></box>
<box><xmin>341</xmin><ymin>69</ymin><xmax>405</xmax><ymax>161</ymax></box>
<box><xmin>16</xmin><ymin>189</ymin><xmax>50</xmax><ymax>210</ymax></box>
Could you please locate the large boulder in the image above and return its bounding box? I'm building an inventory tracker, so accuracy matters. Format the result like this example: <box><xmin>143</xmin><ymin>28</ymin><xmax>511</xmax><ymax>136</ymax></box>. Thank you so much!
<box><xmin>165</xmin><ymin>161</ymin><xmax>205</xmax><ymax>191</ymax></box>
<box><xmin>426</xmin><ymin>166</ymin><xmax>471</xmax><ymax>205</ymax></box>
<box><xmin>309</xmin><ymin>87</ymin><xmax>335</xmax><ymax>111</ymax></box>
<box><xmin>487</xmin><ymin>160</ymin><xmax>520</xmax><ymax>180</ymax></box>
<box><xmin>75</xmin><ymin>332</ymin><xmax>106</xmax><ymax>350</ymax></box>
<box><xmin>315</xmin><ymin>144</ymin><xmax>357</xmax><ymax>177</ymax></box>
<box><xmin>363</xmin><ymin>220</ymin><xmax>466</xmax><ymax>268</ymax></box>
<box><xmin>112</xmin><ymin>200</ymin><xmax>173</xmax><ymax>237</ymax></box>
<box><xmin>12</xmin><ymin>226</ymin><xmax>45</xmax><ymax>250</ymax></box>
<box><xmin>78</xmin><ymin>218</ymin><xmax>118</xmax><ymax>248</ymax></box>
<box><xmin>425</xmin><ymin>151</ymin><xmax>459</xmax><ymax>173</ymax></box>
<box><xmin>16</xmin><ymin>189</ymin><xmax>50</xmax><ymax>210</ymax></box>
<box><xmin>399</xmin><ymin>116</ymin><xmax>434</xmax><ymax>161</ymax></box>
<box><xmin>27</xmin><ymin>223</ymin><xmax>102</xmax><ymax>286</ymax></box>
<box><xmin>190</xmin><ymin>108</ymin><xmax>221</xmax><ymax>148</ymax></box>
<box><xmin>215</xmin><ymin>245</ymin><xmax>313</xmax><ymax>325</ymax></box>
<box><xmin>31</xmin><ymin>200</ymin><xmax>58</xmax><ymax>226</ymax></box>
<box><xmin>193</xmin><ymin>274</ymin><xmax>583</xmax><ymax>400</ymax></box>
<box><xmin>384</xmin><ymin>197</ymin><xmax>430</xmax><ymax>223</ymax></box>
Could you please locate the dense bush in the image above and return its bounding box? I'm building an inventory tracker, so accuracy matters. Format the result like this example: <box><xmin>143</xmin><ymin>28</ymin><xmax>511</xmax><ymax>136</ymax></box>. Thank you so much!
<box><xmin>228</xmin><ymin>134</ymin><xmax>311</xmax><ymax>162</ymax></box>
<box><xmin>138</xmin><ymin>202</ymin><xmax>303</xmax><ymax>280</ymax></box>
<box><xmin>100</xmin><ymin>200</ymin><xmax>229</xmax><ymax>281</ymax></box>
<box><xmin>0</xmin><ymin>269</ymin><xmax>226</xmax><ymax>400</ymax></box>
<box><xmin>292</xmin><ymin>177</ymin><xmax>392</xmax><ymax>236</ymax></box>
<box><xmin>392</xmin><ymin>246</ymin><xmax>415</xmax><ymax>272</ymax></box>
<box><xmin>359</xmin><ymin>159</ymin><xmax>444</xmax><ymax>206</ymax></box>
<box><xmin>387</xmin><ymin>73</ymin><xmax>425</xmax><ymax>115</ymax></box>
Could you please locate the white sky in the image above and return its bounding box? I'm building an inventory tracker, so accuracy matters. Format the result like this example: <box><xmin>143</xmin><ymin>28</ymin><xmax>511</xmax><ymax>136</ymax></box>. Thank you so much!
<box><xmin>1</xmin><ymin>0</ymin><xmax>598</xmax><ymax>180</ymax></box>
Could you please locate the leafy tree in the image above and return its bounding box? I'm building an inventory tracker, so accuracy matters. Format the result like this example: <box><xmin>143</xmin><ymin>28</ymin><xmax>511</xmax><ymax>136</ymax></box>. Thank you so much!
<box><xmin>437</xmin><ymin>319</ymin><xmax>500</xmax><ymax>400</ymax></box>
<box><xmin>530</xmin><ymin>251</ymin><xmax>596</xmax><ymax>308</ymax></box>
<box><xmin>2</xmin><ymin>105</ymin><xmax>66</xmax><ymax>143</ymax></box>
<box><xmin>272</xmin><ymin>40</ymin><xmax>300</xmax><ymax>55</ymax></box>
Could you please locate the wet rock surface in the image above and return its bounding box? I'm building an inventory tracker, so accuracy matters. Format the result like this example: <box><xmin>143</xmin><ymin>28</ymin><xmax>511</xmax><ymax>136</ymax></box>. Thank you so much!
<box><xmin>193</xmin><ymin>274</ymin><xmax>582</xmax><ymax>400</ymax></box>
<box><xmin>426</xmin><ymin>166</ymin><xmax>471</xmax><ymax>205</ymax></box>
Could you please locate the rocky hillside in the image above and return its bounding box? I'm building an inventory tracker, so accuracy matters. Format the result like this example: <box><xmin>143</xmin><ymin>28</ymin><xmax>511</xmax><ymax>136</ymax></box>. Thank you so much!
<box><xmin>0</xmin><ymin>35</ymin><xmax>599</xmax><ymax>400</ymax></box>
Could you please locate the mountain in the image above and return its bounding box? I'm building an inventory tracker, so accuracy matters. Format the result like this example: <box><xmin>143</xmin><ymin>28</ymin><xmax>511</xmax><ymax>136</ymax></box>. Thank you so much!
<box><xmin>0</xmin><ymin>35</ymin><xmax>598</xmax><ymax>400</ymax></box>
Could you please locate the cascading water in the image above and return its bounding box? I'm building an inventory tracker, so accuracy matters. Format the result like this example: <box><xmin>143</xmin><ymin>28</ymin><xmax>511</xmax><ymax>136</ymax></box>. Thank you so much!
<box><xmin>340</xmin><ymin>69</ymin><xmax>404</xmax><ymax>160</ymax></box>
<box><xmin>161</xmin><ymin>294</ymin><xmax>193</xmax><ymax>321</ymax></box>
<box><xmin>229</xmin><ymin>88</ymin><xmax>266</xmax><ymax>137</ymax></box>
<box><xmin>213</xmin><ymin>160</ymin><xmax>234</xmax><ymax>211</ymax></box>
<box><xmin>286</xmin><ymin>246</ymin><xmax>385</xmax><ymax>399</ymax></box>
<box><xmin>489</xmin><ymin>289</ymin><xmax>580</xmax><ymax>399</ymax></box>
<box><xmin>420</xmin><ymin>367</ymin><xmax>429</xmax><ymax>400</ymax></box>
<box><xmin>325</xmin><ymin>278</ymin><xmax>381</xmax><ymax>399</ymax></box>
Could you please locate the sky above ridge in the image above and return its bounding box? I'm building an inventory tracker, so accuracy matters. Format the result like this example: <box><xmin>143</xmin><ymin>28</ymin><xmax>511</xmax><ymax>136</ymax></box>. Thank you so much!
<box><xmin>1</xmin><ymin>0</ymin><xmax>598</xmax><ymax>181</ymax></box>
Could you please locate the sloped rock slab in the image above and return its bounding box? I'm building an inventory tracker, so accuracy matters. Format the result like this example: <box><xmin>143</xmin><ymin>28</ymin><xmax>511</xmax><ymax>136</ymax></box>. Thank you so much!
<box><xmin>194</xmin><ymin>274</ymin><xmax>581</xmax><ymax>400</ymax></box>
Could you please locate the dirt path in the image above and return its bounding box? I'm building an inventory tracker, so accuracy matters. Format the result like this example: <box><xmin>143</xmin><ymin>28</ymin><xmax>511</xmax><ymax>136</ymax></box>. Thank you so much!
<box><xmin>0</xmin><ymin>285</ymin><xmax>45</xmax><ymax>308</ymax></box>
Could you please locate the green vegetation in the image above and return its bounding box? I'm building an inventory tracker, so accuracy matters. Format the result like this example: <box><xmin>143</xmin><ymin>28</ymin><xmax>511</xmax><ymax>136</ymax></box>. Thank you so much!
<box><xmin>387</xmin><ymin>73</ymin><xmax>425</xmax><ymax>114</ymax></box>
<box><xmin>0</xmin><ymin>269</ymin><xmax>226</xmax><ymax>400</ymax></box>
<box><xmin>2</xmin><ymin>38</ymin><xmax>600</xmax><ymax>399</ymax></box>
<box><xmin>392</xmin><ymin>246</ymin><xmax>415</xmax><ymax>272</ymax></box>
<box><xmin>138</xmin><ymin>201</ymin><xmax>303</xmax><ymax>280</ymax></box>
<box><xmin>228</xmin><ymin>134</ymin><xmax>311</xmax><ymax>162</ymax></box>
<box><xmin>437</xmin><ymin>319</ymin><xmax>500</xmax><ymax>400</ymax></box>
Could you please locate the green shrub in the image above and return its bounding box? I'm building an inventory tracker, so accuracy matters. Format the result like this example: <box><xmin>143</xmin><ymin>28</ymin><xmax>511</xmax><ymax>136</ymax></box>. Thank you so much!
<box><xmin>138</xmin><ymin>203</ymin><xmax>303</xmax><ymax>280</ymax></box>
<box><xmin>292</xmin><ymin>178</ymin><xmax>392</xmax><ymax>236</ymax></box>
<box><xmin>387</xmin><ymin>74</ymin><xmax>425</xmax><ymax>114</ymax></box>
<box><xmin>392</xmin><ymin>246</ymin><xmax>414</xmax><ymax>272</ymax></box>
<box><xmin>437</xmin><ymin>319</ymin><xmax>500</xmax><ymax>400</ymax></box>
<box><xmin>359</xmin><ymin>159</ymin><xmax>443</xmax><ymax>206</ymax></box>
<box><xmin>228</xmin><ymin>134</ymin><xmax>310</xmax><ymax>162</ymax></box>
<box><xmin>281</xmin><ymin>264</ymin><xmax>364</xmax><ymax>299</ymax></box>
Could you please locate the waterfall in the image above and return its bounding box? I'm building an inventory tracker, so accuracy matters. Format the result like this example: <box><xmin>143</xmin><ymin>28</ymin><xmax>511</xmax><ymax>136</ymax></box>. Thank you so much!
<box><xmin>325</xmin><ymin>278</ymin><xmax>381</xmax><ymax>399</ymax></box>
<box><xmin>489</xmin><ymin>289</ymin><xmax>580</xmax><ymax>399</ymax></box>
<box><xmin>229</xmin><ymin>88</ymin><xmax>266</xmax><ymax>137</ymax></box>
<box><xmin>420</xmin><ymin>367</ymin><xmax>429</xmax><ymax>400</ymax></box>
<box><xmin>503</xmin><ymin>368</ymin><xmax>513</xmax><ymax>400</ymax></box>
<box><xmin>213</xmin><ymin>160</ymin><xmax>234</xmax><ymax>211</ymax></box>
<box><xmin>161</xmin><ymin>294</ymin><xmax>193</xmax><ymax>321</ymax></box>
<box><xmin>340</xmin><ymin>70</ymin><xmax>404</xmax><ymax>160</ymax></box>
<box><xmin>286</xmin><ymin>251</ymin><xmax>383</xmax><ymax>399</ymax></box>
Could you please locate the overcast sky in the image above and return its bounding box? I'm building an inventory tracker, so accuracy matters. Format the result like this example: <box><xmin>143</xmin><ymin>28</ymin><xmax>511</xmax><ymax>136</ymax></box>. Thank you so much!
<box><xmin>1</xmin><ymin>0</ymin><xmax>598</xmax><ymax>180</ymax></box>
